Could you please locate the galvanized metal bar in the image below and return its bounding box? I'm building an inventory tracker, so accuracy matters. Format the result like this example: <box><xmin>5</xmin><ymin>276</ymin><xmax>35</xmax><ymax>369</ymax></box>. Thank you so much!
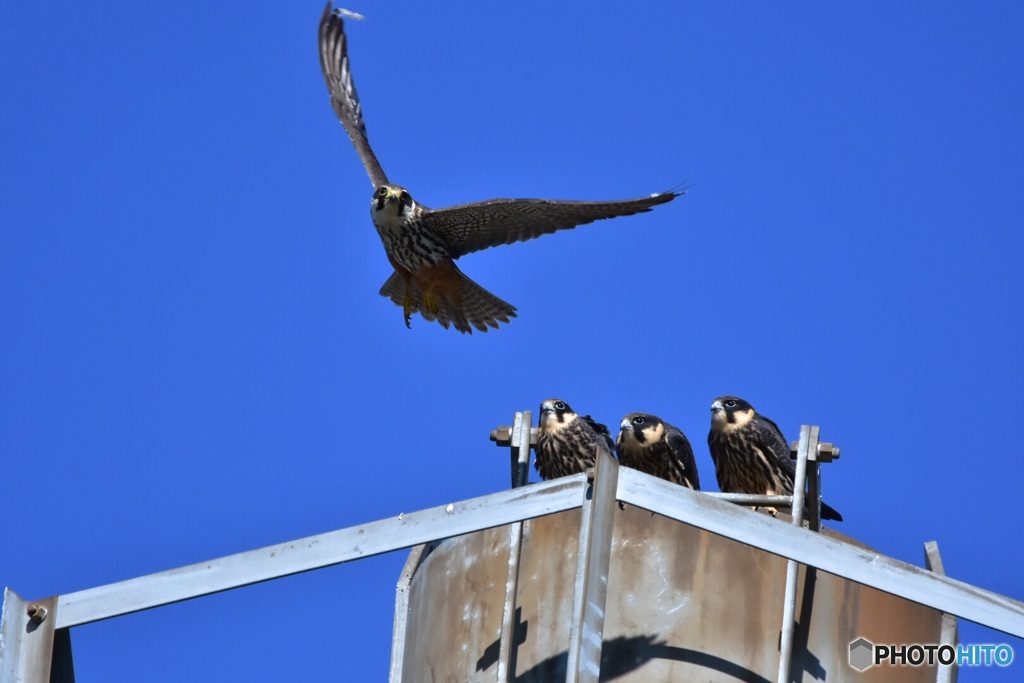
<box><xmin>518</xmin><ymin>411</ymin><xmax>533</xmax><ymax>487</ymax></box>
<box><xmin>497</xmin><ymin>522</ymin><xmax>525</xmax><ymax>682</ymax></box>
<box><xmin>566</xmin><ymin>473</ymin><xmax>598</xmax><ymax>683</ymax></box>
<box><xmin>709</xmin><ymin>493</ymin><xmax>795</xmax><ymax>507</ymax></box>
<box><xmin>777</xmin><ymin>425</ymin><xmax>814</xmax><ymax>683</ymax></box>
<box><xmin>510</xmin><ymin>412</ymin><xmax>527</xmax><ymax>488</ymax></box>
<box><xmin>493</xmin><ymin>413</ymin><xmax>537</xmax><ymax>489</ymax></box>
<box><xmin>925</xmin><ymin>541</ymin><xmax>959</xmax><ymax>683</ymax></box>
<box><xmin>616</xmin><ymin>468</ymin><xmax>1024</xmax><ymax>638</ymax></box>
<box><xmin>389</xmin><ymin>542</ymin><xmax>436</xmax><ymax>683</ymax></box>
<box><xmin>791</xmin><ymin>425</ymin><xmax>813</xmax><ymax>528</ymax></box>
<box><xmin>55</xmin><ymin>476</ymin><xmax>587</xmax><ymax>629</ymax></box>
<box><xmin>0</xmin><ymin>589</ymin><xmax>61</xmax><ymax>683</ymax></box>
<box><xmin>565</xmin><ymin>449</ymin><xmax>618</xmax><ymax>683</ymax></box>
<box><xmin>497</xmin><ymin>411</ymin><xmax>531</xmax><ymax>683</ymax></box>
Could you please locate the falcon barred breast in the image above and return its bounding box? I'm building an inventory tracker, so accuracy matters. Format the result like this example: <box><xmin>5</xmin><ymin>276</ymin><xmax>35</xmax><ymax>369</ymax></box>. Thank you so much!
<box><xmin>318</xmin><ymin>4</ymin><xmax>682</xmax><ymax>333</ymax></box>
<box><xmin>707</xmin><ymin>396</ymin><xmax>843</xmax><ymax>522</ymax></box>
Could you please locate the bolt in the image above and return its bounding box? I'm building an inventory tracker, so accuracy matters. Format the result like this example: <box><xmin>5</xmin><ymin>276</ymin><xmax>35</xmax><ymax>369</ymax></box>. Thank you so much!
<box><xmin>817</xmin><ymin>443</ymin><xmax>841</xmax><ymax>461</ymax></box>
<box><xmin>26</xmin><ymin>603</ymin><xmax>47</xmax><ymax>624</ymax></box>
<box><xmin>490</xmin><ymin>426</ymin><xmax>512</xmax><ymax>445</ymax></box>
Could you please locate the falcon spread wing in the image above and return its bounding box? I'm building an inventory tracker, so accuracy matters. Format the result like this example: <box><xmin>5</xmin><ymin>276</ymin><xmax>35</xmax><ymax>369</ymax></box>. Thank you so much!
<box><xmin>422</xmin><ymin>191</ymin><xmax>681</xmax><ymax>258</ymax></box>
<box><xmin>318</xmin><ymin>4</ymin><xmax>389</xmax><ymax>188</ymax></box>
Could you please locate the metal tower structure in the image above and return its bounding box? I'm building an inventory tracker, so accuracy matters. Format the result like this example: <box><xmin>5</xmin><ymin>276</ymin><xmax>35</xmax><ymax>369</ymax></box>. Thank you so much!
<box><xmin>2</xmin><ymin>418</ymin><xmax>1023</xmax><ymax>681</ymax></box>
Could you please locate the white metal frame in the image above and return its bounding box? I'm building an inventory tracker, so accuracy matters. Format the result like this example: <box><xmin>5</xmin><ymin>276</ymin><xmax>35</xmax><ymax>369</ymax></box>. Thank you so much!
<box><xmin>3</xmin><ymin>423</ymin><xmax>1020</xmax><ymax>682</ymax></box>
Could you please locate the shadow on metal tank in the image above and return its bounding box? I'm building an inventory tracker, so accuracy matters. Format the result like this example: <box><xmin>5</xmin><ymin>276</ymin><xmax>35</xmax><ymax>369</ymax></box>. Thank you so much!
<box><xmin>398</xmin><ymin>506</ymin><xmax>945</xmax><ymax>682</ymax></box>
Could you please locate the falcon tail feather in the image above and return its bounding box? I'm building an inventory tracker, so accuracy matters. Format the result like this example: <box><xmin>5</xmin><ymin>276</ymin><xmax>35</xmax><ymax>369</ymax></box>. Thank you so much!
<box><xmin>378</xmin><ymin>267</ymin><xmax>517</xmax><ymax>334</ymax></box>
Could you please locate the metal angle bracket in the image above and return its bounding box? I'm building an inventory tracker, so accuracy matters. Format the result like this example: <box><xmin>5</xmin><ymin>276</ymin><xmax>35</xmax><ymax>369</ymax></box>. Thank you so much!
<box><xmin>925</xmin><ymin>541</ymin><xmax>959</xmax><ymax>683</ymax></box>
<box><xmin>492</xmin><ymin>412</ymin><xmax>538</xmax><ymax>489</ymax></box>
<box><xmin>389</xmin><ymin>542</ymin><xmax>438</xmax><ymax>683</ymax></box>
<box><xmin>565</xmin><ymin>448</ymin><xmax>619</xmax><ymax>683</ymax></box>
<box><xmin>1</xmin><ymin>589</ymin><xmax>74</xmax><ymax>683</ymax></box>
<box><xmin>777</xmin><ymin>425</ymin><xmax>815</xmax><ymax>683</ymax></box>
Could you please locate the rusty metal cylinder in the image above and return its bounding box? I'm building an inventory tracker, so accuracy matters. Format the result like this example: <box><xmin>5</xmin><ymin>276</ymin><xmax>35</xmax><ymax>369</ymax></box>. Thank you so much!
<box><xmin>397</xmin><ymin>507</ymin><xmax>945</xmax><ymax>682</ymax></box>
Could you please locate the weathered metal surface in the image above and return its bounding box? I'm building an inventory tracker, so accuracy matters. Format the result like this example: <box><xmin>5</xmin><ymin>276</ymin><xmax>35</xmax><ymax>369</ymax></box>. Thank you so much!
<box><xmin>566</xmin><ymin>450</ymin><xmax>618</xmax><ymax>683</ymax></box>
<box><xmin>925</xmin><ymin>541</ymin><xmax>959</xmax><ymax>683</ymax></box>
<box><xmin>618</xmin><ymin>469</ymin><xmax>1024</xmax><ymax>638</ymax></box>
<box><xmin>55</xmin><ymin>475</ymin><xmax>585</xmax><ymax>629</ymax></box>
<box><xmin>777</xmin><ymin>424</ymin><xmax>814</xmax><ymax>683</ymax></box>
<box><xmin>398</xmin><ymin>505</ymin><xmax>948</xmax><ymax>681</ymax></box>
<box><xmin>0</xmin><ymin>590</ymin><xmax>68</xmax><ymax>683</ymax></box>
<box><xmin>511</xmin><ymin>410</ymin><xmax>533</xmax><ymax>488</ymax></box>
<box><xmin>497</xmin><ymin>520</ymin><xmax>525</xmax><ymax>683</ymax></box>
<box><xmin>496</xmin><ymin>410</ymin><xmax>533</xmax><ymax>681</ymax></box>
<box><xmin>399</xmin><ymin>523</ymin><xmax>515</xmax><ymax>681</ymax></box>
<box><xmin>492</xmin><ymin>413</ymin><xmax>538</xmax><ymax>488</ymax></box>
<box><xmin>389</xmin><ymin>543</ymin><xmax>436</xmax><ymax>683</ymax></box>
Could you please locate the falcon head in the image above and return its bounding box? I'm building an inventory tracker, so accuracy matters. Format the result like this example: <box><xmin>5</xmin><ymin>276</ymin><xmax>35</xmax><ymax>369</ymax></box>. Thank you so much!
<box><xmin>371</xmin><ymin>184</ymin><xmax>417</xmax><ymax>224</ymax></box>
<box><xmin>617</xmin><ymin>413</ymin><xmax>666</xmax><ymax>449</ymax></box>
<box><xmin>710</xmin><ymin>396</ymin><xmax>756</xmax><ymax>432</ymax></box>
<box><xmin>539</xmin><ymin>398</ymin><xmax>578</xmax><ymax>433</ymax></box>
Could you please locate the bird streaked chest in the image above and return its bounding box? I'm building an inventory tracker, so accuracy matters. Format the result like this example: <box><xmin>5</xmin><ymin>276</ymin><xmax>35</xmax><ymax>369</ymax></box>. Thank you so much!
<box><xmin>712</xmin><ymin>431</ymin><xmax>792</xmax><ymax>495</ymax></box>
<box><xmin>536</xmin><ymin>421</ymin><xmax>600</xmax><ymax>479</ymax></box>
<box><xmin>370</xmin><ymin>208</ymin><xmax>450</xmax><ymax>271</ymax></box>
<box><xmin>620</xmin><ymin>440</ymin><xmax>687</xmax><ymax>485</ymax></box>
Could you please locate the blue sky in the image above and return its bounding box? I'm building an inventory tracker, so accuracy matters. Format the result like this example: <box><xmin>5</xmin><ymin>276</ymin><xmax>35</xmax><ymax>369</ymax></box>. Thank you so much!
<box><xmin>2</xmin><ymin>1</ymin><xmax>1023</xmax><ymax>680</ymax></box>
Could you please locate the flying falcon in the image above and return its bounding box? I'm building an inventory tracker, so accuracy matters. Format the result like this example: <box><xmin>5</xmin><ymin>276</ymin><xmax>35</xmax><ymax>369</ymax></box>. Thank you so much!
<box><xmin>708</xmin><ymin>396</ymin><xmax>843</xmax><ymax>521</ymax></box>
<box><xmin>535</xmin><ymin>399</ymin><xmax>615</xmax><ymax>480</ymax></box>
<box><xmin>318</xmin><ymin>4</ymin><xmax>681</xmax><ymax>333</ymax></box>
<box><xmin>616</xmin><ymin>413</ymin><xmax>700</xmax><ymax>489</ymax></box>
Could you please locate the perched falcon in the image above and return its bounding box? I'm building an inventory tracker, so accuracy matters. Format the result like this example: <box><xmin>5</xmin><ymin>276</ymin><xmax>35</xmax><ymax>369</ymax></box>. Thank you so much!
<box><xmin>708</xmin><ymin>396</ymin><xmax>842</xmax><ymax>521</ymax></box>
<box><xmin>535</xmin><ymin>399</ymin><xmax>614</xmax><ymax>480</ymax></box>
<box><xmin>616</xmin><ymin>413</ymin><xmax>700</xmax><ymax>490</ymax></box>
<box><xmin>318</xmin><ymin>5</ymin><xmax>681</xmax><ymax>333</ymax></box>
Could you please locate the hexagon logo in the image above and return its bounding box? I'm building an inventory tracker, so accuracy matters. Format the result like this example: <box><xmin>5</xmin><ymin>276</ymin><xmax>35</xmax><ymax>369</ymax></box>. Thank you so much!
<box><xmin>849</xmin><ymin>637</ymin><xmax>875</xmax><ymax>671</ymax></box>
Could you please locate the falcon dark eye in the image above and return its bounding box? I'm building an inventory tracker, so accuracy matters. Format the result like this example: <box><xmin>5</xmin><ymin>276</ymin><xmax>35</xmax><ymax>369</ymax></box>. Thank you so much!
<box><xmin>724</xmin><ymin>399</ymin><xmax>737</xmax><ymax>408</ymax></box>
<box><xmin>376</xmin><ymin>187</ymin><xmax>387</xmax><ymax>197</ymax></box>
<box><xmin>554</xmin><ymin>401</ymin><xmax>566</xmax><ymax>410</ymax></box>
<box><xmin>632</xmin><ymin>416</ymin><xmax>645</xmax><ymax>426</ymax></box>
<box><xmin>400</xmin><ymin>191</ymin><xmax>411</xmax><ymax>204</ymax></box>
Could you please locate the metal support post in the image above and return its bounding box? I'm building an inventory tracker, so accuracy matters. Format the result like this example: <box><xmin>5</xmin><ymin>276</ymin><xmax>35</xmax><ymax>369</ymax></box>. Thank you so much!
<box><xmin>389</xmin><ymin>543</ymin><xmax>437</xmax><ymax>683</ymax></box>
<box><xmin>0</xmin><ymin>589</ymin><xmax>74</xmax><ymax>683</ymax></box>
<box><xmin>777</xmin><ymin>425</ymin><xmax>814</xmax><ymax>683</ymax></box>
<box><xmin>793</xmin><ymin>436</ymin><xmax>840</xmax><ymax>533</ymax></box>
<box><xmin>491</xmin><ymin>411</ymin><xmax>536</xmax><ymax>489</ymax></box>
<box><xmin>497</xmin><ymin>410</ymin><xmax>533</xmax><ymax>681</ymax></box>
<box><xmin>565</xmin><ymin>448</ymin><xmax>618</xmax><ymax>683</ymax></box>
<box><xmin>925</xmin><ymin>541</ymin><xmax>959</xmax><ymax>683</ymax></box>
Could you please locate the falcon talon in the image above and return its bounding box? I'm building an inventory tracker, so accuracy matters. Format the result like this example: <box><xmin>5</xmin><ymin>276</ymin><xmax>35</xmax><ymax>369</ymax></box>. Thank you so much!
<box><xmin>318</xmin><ymin>4</ymin><xmax>682</xmax><ymax>333</ymax></box>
